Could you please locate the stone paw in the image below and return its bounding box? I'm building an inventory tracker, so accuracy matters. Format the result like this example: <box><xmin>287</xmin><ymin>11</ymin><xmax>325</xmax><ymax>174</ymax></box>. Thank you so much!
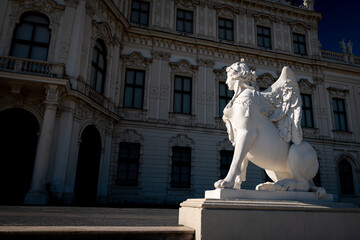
<box><xmin>273</xmin><ymin>181</ymin><xmax>289</xmax><ymax>191</ymax></box>
<box><xmin>214</xmin><ymin>179</ymin><xmax>234</xmax><ymax>189</ymax></box>
<box><xmin>256</xmin><ymin>182</ymin><xmax>274</xmax><ymax>191</ymax></box>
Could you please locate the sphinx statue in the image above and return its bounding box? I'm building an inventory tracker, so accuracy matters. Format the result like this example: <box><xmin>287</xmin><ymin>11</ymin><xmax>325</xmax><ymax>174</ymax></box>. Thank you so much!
<box><xmin>215</xmin><ymin>59</ymin><xmax>326</xmax><ymax>198</ymax></box>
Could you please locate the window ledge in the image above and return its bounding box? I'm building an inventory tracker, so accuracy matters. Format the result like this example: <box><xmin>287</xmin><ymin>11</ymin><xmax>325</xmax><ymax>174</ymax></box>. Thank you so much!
<box><xmin>118</xmin><ymin>108</ymin><xmax>148</xmax><ymax>121</ymax></box>
<box><xmin>169</xmin><ymin>112</ymin><xmax>196</xmax><ymax>126</ymax></box>
<box><xmin>332</xmin><ymin>130</ymin><xmax>353</xmax><ymax>141</ymax></box>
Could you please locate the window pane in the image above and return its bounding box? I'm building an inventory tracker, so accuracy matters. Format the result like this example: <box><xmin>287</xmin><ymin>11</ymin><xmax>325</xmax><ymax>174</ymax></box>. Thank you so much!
<box><xmin>99</xmin><ymin>55</ymin><xmax>105</xmax><ymax>69</ymax></box>
<box><xmin>264</xmin><ymin>38</ymin><xmax>270</xmax><ymax>48</ymax></box>
<box><xmin>90</xmin><ymin>66</ymin><xmax>97</xmax><ymax>88</ymax></box>
<box><xmin>34</xmin><ymin>26</ymin><xmax>50</xmax><ymax>43</ymax></box>
<box><xmin>263</xmin><ymin>28</ymin><xmax>270</xmax><ymax>35</ymax></box>
<box><xmin>258</xmin><ymin>37</ymin><xmax>263</xmax><ymax>47</ymax></box>
<box><xmin>333</xmin><ymin>100</ymin><xmax>338</xmax><ymax>111</ymax></box>
<box><xmin>219</xmin><ymin>19</ymin><xmax>224</xmax><ymax>27</ymax></box>
<box><xmin>299</xmin><ymin>35</ymin><xmax>305</xmax><ymax>42</ymax></box>
<box><xmin>141</xmin><ymin>2</ymin><xmax>149</xmax><ymax>11</ymax></box>
<box><xmin>140</xmin><ymin>13</ymin><xmax>148</xmax><ymax>25</ymax></box>
<box><xmin>338</xmin><ymin>100</ymin><xmax>344</xmax><ymax>112</ymax></box>
<box><xmin>174</xmin><ymin>77</ymin><xmax>182</xmax><ymax>90</ymax></box>
<box><xmin>301</xmin><ymin>113</ymin><xmax>306</xmax><ymax>127</ymax></box>
<box><xmin>133</xmin><ymin>88</ymin><xmax>143</xmax><ymax>108</ymax></box>
<box><xmin>124</xmin><ymin>87</ymin><xmax>133</xmax><ymax>107</ymax></box>
<box><xmin>183</xmin><ymin>94</ymin><xmax>191</xmax><ymax>114</ymax></box>
<box><xmin>226</xmin><ymin>30</ymin><xmax>233</xmax><ymax>41</ymax></box>
<box><xmin>174</xmin><ymin>93</ymin><xmax>182</xmax><ymax>112</ymax></box>
<box><xmin>92</xmin><ymin>49</ymin><xmax>99</xmax><ymax>62</ymax></box>
<box><xmin>219</xmin><ymin>83</ymin><xmax>226</xmax><ymax>96</ymax></box>
<box><xmin>334</xmin><ymin>113</ymin><xmax>340</xmax><ymax>130</ymax></box>
<box><xmin>185</xmin><ymin>12</ymin><xmax>192</xmax><ymax>20</ymax></box>
<box><xmin>131</xmin><ymin>11</ymin><xmax>139</xmax><ymax>23</ymax></box>
<box><xmin>340</xmin><ymin>114</ymin><xmax>347</xmax><ymax>131</ymax></box>
<box><xmin>305</xmin><ymin>110</ymin><xmax>313</xmax><ymax>127</ymax></box>
<box><xmin>30</xmin><ymin>46</ymin><xmax>47</xmax><ymax>61</ymax></box>
<box><xmin>15</xmin><ymin>23</ymin><xmax>33</xmax><ymax>41</ymax></box>
<box><xmin>294</xmin><ymin>44</ymin><xmax>299</xmax><ymax>53</ymax></box>
<box><xmin>304</xmin><ymin>95</ymin><xmax>311</xmax><ymax>107</ymax></box>
<box><xmin>96</xmin><ymin>72</ymin><xmax>103</xmax><ymax>93</ymax></box>
<box><xmin>177</xmin><ymin>10</ymin><xmax>184</xmax><ymax>18</ymax></box>
<box><xmin>11</xmin><ymin>44</ymin><xmax>30</xmax><ymax>58</ymax></box>
<box><xmin>177</xmin><ymin>21</ymin><xmax>183</xmax><ymax>31</ymax></box>
<box><xmin>219</xmin><ymin>28</ymin><xmax>225</xmax><ymax>39</ymax></box>
<box><xmin>226</xmin><ymin>20</ymin><xmax>233</xmax><ymax>28</ymax></box>
<box><xmin>185</xmin><ymin>22</ymin><xmax>192</xmax><ymax>33</ymax></box>
<box><xmin>132</xmin><ymin>1</ymin><xmax>140</xmax><ymax>9</ymax></box>
<box><xmin>126</xmin><ymin>70</ymin><xmax>134</xmax><ymax>84</ymax></box>
<box><xmin>183</xmin><ymin>78</ymin><xmax>191</xmax><ymax>91</ymax></box>
<box><xmin>257</xmin><ymin>27</ymin><xmax>262</xmax><ymax>34</ymax></box>
<box><xmin>135</xmin><ymin>71</ymin><xmax>144</xmax><ymax>85</ymax></box>
<box><xmin>300</xmin><ymin>45</ymin><xmax>306</xmax><ymax>54</ymax></box>
<box><xmin>293</xmin><ymin>34</ymin><xmax>298</xmax><ymax>41</ymax></box>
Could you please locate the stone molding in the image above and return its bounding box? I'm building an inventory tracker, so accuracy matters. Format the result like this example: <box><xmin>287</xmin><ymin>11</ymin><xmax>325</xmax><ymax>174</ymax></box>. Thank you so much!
<box><xmin>121</xmin><ymin>52</ymin><xmax>152</xmax><ymax>69</ymax></box>
<box><xmin>298</xmin><ymin>78</ymin><xmax>316</xmax><ymax>94</ymax></box>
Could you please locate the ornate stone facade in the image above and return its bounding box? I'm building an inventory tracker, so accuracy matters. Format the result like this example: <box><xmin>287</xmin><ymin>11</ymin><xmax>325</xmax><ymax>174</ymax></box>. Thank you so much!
<box><xmin>0</xmin><ymin>0</ymin><xmax>359</xmax><ymax>205</ymax></box>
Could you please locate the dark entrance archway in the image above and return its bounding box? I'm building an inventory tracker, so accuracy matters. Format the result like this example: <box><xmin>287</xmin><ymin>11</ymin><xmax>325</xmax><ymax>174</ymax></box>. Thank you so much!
<box><xmin>74</xmin><ymin>125</ymin><xmax>102</xmax><ymax>205</ymax></box>
<box><xmin>0</xmin><ymin>108</ymin><xmax>39</xmax><ymax>205</ymax></box>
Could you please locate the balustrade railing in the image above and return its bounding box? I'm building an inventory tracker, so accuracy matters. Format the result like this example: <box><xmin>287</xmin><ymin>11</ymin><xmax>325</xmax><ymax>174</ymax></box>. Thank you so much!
<box><xmin>320</xmin><ymin>50</ymin><xmax>360</xmax><ymax>66</ymax></box>
<box><xmin>0</xmin><ymin>56</ymin><xmax>65</xmax><ymax>78</ymax></box>
<box><xmin>77</xmin><ymin>77</ymin><xmax>114</xmax><ymax>111</ymax></box>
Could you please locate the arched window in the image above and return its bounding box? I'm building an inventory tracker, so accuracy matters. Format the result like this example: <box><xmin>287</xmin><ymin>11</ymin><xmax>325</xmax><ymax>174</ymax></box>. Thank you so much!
<box><xmin>10</xmin><ymin>12</ymin><xmax>51</xmax><ymax>61</ymax></box>
<box><xmin>90</xmin><ymin>40</ymin><xmax>107</xmax><ymax>94</ymax></box>
<box><xmin>338</xmin><ymin>159</ymin><xmax>355</xmax><ymax>195</ymax></box>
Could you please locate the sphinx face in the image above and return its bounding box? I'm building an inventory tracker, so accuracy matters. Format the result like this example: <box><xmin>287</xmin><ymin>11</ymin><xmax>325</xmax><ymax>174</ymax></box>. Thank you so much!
<box><xmin>226</xmin><ymin>71</ymin><xmax>236</xmax><ymax>90</ymax></box>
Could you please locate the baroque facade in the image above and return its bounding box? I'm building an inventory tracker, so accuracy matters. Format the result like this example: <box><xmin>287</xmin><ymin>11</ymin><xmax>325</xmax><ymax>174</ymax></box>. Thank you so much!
<box><xmin>0</xmin><ymin>0</ymin><xmax>359</xmax><ymax>205</ymax></box>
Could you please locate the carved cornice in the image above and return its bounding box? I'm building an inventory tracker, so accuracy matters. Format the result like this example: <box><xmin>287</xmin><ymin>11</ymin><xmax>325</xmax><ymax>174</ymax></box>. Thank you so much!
<box><xmin>298</xmin><ymin>78</ymin><xmax>316</xmax><ymax>94</ymax></box>
<box><xmin>214</xmin><ymin>4</ymin><xmax>238</xmax><ymax>18</ymax></box>
<box><xmin>213</xmin><ymin>67</ymin><xmax>227</xmax><ymax>82</ymax></box>
<box><xmin>289</xmin><ymin>21</ymin><xmax>310</xmax><ymax>34</ymax></box>
<box><xmin>327</xmin><ymin>87</ymin><xmax>349</xmax><ymax>98</ymax></box>
<box><xmin>121</xmin><ymin>52</ymin><xmax>152</xmax><ymax>68</ymax></box>
<box><xmin>174</xmin><ymin>0</ymin><xmax>200</xmax><ymax>10</ymax></box>
<box><xmin>169</xmin><ymin>134</ymin><xmax>195</xmax><ymax>148</ymax></box>
<box><xmin>169</xmin><ymin>59</ymin><xmax>198</xmax><ymax>76</ymax></box>
<box><xmin>253</xmin><ymin>14</ymin><xmax>275</xmax><ymax>27</ymax></box>
<box><xmin>92</xmin><ymin>20</ymin><xmax>117</xmax><ymax>45</ymax></box>
<box><xmin>116</xmin><ymin>129</ymin><xmax>144</xmax><ymax>144</ymax></box>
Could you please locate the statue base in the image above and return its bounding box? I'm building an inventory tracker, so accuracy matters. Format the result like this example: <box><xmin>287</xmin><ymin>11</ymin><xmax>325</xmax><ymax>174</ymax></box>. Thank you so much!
<box><xmin>179</xmin><ymin>190</ymin><xmax>360</xmax><ymax>240</ymax></box>
<box><xmin>205</xmin><ymin>188</ymin><xmax>334</xmax><ymax>202</ymax></box>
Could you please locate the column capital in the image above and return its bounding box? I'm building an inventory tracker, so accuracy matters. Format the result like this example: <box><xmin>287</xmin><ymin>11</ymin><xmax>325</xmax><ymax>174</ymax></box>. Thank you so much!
<box><xmin>44</xmin><ymin>84</ymin><xmax>60</xmax><ymax>106</ymax></box>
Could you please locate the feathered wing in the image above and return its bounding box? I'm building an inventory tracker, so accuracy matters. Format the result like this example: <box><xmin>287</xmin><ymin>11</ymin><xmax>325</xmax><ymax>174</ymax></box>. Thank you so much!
<box><xmin>259</xmin><ymin>67</ymin><xmax>303</xmax><ymax>144</ymax></box>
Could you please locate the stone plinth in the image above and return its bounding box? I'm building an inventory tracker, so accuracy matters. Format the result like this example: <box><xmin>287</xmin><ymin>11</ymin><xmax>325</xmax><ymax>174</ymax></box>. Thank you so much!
<box><xmin>205</xmin><ymin>188</ymin><xmax>334</xmax><ymax>202</ymax></box>
<box><xmin>179</xmin><ymin>190</ymin><xmax>360</xmax><ymax>240</ymax></box>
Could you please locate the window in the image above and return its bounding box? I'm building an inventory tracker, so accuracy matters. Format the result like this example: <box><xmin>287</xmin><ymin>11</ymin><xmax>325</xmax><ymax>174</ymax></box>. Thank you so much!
<box><xmin>301</xmin><ymin>94</ymin><xmax>314</xmax><ymax>128</ymax></box>
<box><xmin>174</xmin><ymin>76</ymin><xmax>192</xmax><ymax>114</ymax></box>
<box><xmin>130</xmin><ymin>0</ymin><xmax>150</xmax><ymax>26</ymax></box>
<box><xmin>124</xmin><ymin>69</ymin><xmax>145</xmax><ymax>109</ymax></box>
<box><xmin>117</xmin><ymin>142</ymin><xmax>141</xmax><ymax>186</ymax></box>
<box><xmin>293</xmin><ymin>33</ymin><xmax>307</xmax><ymax>55</ymax></box>
<box><xmin>338</xmin><ymin>160</ymin><xmax>355</xmax><ymax>195</ymax></box>
<box><xmin>90</xmin><ymin>40</ymin><xmax>106</xmax><ymax>94</ymax></box>
<box><xmin>219</xmin><ymin>82</ymin><xmax>234</xmax><ymax>117</ymax></box>
<box><xmin>171</xmin><ymin>147</ymin><xmax>191</xmax><ymax>188</ymax></box>
<box><xmin>257</xmin><ymin>26</ymin><xmax>272</xmax><ymax>49</ymax></box>
<box><xmin>332</xmin><ymin>98</ymin><xmax>348</xmax><ymax>131</ymax></box>
<box><xmin>220</xmin><ymin>150</ymin><xmax>233</xmax><ymax>179</ymax></box>
<box><xmin>176</xmin><ymin>9</ymin><xmax>193</xmax><ymax>33</ymax></box>
<box><xmin>10</xmin><ymin>12</ymin><xmax>51</xmax><ymax>61</ymax></box>
<box><xmin>218</xmin><ymin>18</ymin><xmax>233</xmax><ymax>41</ymax></box>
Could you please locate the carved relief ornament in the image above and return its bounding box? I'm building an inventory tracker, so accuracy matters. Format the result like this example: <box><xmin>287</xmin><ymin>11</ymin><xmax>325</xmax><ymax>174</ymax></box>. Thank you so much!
<box><xmin>175</xmin><ymin>0</ymin><xmax>200</xmax><ymax>10</ymax></box>
<box><xmin>253</xmin><ymin>14</ymin><xmax>275</xmax><ymax>27</ymax></box>
<box><xmin>214</xmin><ymin>5</ymin><xmax>238</xmax><ymax>18</ymax></box>
<box><xmin>289</xmin><ymin>22</ymin><xmax>310</xmax><ymax>34</ymax></box>
<box><xmin>257</xmin><ymin>73</ymin><xmax>275</xmax><ymax>89</ymax></box>
<box><xmin>169</xmin><ymin>134</ymin><xmax>195</xmax><ymax>148</ymax></box>
<box><xmin>169</xmin><ymin>59</ymin><xmax>198</xmax><ymax>76</ymax></box>
<box><xmin>121</xmin><ymin>52</ymin><xmax>152</xmax><ymax>69</ymax></box>
<box><xmin>92</xmin><ymin>21</ymin><xmax>117</xmax><ymax>46</ymax></box>
<box><xmin>298</xmin><ymin>79</ymin><xmax>315</xmax><ymax>94</ymax></box>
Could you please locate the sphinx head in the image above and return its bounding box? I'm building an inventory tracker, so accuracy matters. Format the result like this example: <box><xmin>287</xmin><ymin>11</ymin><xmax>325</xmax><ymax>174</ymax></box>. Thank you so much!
<box><xmin>226</xmin><ymin>59</ymin><xmax>257</xmax><ymax>91</ymax></box>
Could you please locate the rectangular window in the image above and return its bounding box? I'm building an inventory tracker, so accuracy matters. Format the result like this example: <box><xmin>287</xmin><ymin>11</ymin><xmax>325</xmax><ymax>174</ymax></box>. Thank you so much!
<box><xmin>220</xmin><ymin>150</ymin><xmax>233</xmax><ymax>179</ymax></box>
<box><xmin>130</xmin><ymin>0</ymin><xmax>150</xmax><ymax>26</ymax></box>
<box><xmin>117</xmin><ymin>142</ymin><xmax>141</xmax><ymax>186</ymax></box>
<box><xmin>174</xmin><ymin>76</ymin><xmax>192</xmax><ymax>114</ymax></box>
<box><xmin>293</xmin><ymin>33</ymin><xmax>307</xmax><ymax>55</ymax></box>
<box><xmin>219</xmin><ymin>82</ymin><xmax>234</xmax><ymax>117</ymax></box>
<box><xmin>332</xmin><ymin>98</ymin><xmax>348</xmax><ymax>131</ymax></box>
<box><xmin>171</xmin><ymin>147</ymin><xmax>191</xmax><ymax>188</ymax></box>
<box><xmin>257</xmin><ymin>26</ymin><xmax>272</xmax><ymax>49</ymax></box>
<box><xmin>124</xmin><ymin>69</ymin><xmax>145</xmax><ymax>109</ymax></box>
<box><xmin>176</xmin><ymin>9</ymin><xmax>193</xmax><ymax>33</ymax></box>
<box><xmin>301</xmin><ymin>94</ymin><xmax>314</xmax><ymax>128</ymax></box>
<box><xmin>218</xmin><ymin>18</ymin><xmax>234</xmax><ymax>41</ymax></box>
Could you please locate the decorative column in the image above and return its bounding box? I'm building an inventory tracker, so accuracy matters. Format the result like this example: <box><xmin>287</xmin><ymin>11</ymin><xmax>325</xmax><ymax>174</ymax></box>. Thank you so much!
<box><xmin>25</xmin><ymin>85</ymin><xmax>60</xmax><ymax>205</ymax></box>
<box><xmin>49</xmin><ymin>100</ymin><xmax>75</xmax><ymax>202</ymax></box>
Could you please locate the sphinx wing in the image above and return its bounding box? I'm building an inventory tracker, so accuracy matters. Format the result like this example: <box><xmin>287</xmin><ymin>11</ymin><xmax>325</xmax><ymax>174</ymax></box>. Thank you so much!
<box><xmin>259</xmin><ymin>67</ymin><xmax>302</xmax><ymax>144</ymax></box>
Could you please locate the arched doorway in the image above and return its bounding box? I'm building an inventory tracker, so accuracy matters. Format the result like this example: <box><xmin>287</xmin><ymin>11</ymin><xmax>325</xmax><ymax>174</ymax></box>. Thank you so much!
<box><xmin>74</xmin><ymin>125</ymin><xmax>102</xmax><ymax>205</ymax></box>
<box><xmin>0</xmin><ymin>108</ymin><xmax>39</xmax><ymax>204</ymax></box>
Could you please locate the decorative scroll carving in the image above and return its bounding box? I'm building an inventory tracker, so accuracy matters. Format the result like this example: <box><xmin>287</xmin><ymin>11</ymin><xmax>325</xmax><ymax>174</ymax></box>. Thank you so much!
<box><xmin>121</xmin><ymin>52</ymin><xmax>152</xmax><ymax>68</ymax></box>
<box><xmin>169</xmin><ymin>59</ymin><xmax>198</xmax><ymax>76</ymax></box>
<box><xmin>298</xmin><ymin>79</ymin><xmax>315</xmax><ymax>94</ymax></box>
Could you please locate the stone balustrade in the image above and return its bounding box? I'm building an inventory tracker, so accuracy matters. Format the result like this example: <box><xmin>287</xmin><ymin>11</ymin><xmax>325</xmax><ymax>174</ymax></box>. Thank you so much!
<box><xmin>0</xmin><ymin>56</ymin><xmax>65</xmax><ymax>78</ymax></box>
<box><xmin>320</xmin><ymin>49</ymin><xmax>360</xmax><ymax>65</ymax></box>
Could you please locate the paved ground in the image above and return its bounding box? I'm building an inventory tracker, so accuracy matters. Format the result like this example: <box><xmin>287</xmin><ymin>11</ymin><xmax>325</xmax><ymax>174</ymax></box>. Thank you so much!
<box><xmin>0</xmin><ymin>206</ymin><xmax>179</xmax><ymax>226</ymax></box>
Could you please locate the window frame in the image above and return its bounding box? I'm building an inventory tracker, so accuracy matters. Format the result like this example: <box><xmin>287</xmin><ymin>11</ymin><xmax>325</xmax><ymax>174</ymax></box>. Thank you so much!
<box><xmin>123</xmin><ymin>68</ymin><xmax>145</xmax><ymax>109</ymax></box>
<box><xmin>338</xmin><ymin>159</ymin><xmax>355</xmax><ymax>195</ymax></box>
<box><xmin>90</xmin><ymin>40</ymin><xmax>107</xmax><ymax>94</ymax></box>
<box><xmin>117</xmin><ymin>142</ymin><xmax>141</xmax><ymax>186</ymax></box>
<box><xmin>300</xmin><ymin>94</ymin><xmax>314</xmax><ymax>128</ymax></box>
<box><xmin>171</xmin><ymin>146</ymin><xmax>191</xmax><ymax>188</ymax></box>
<box><xmin>9</xmin><ymin>12</ymin><xmax>51</xmax><ymax>61</ymax></box>
<box><xmin>332</xmin><ymin>98</ymin><xmax>348</xmax><ymax>132</ymax></box>
<box><xmin>293</xmin><ymin>33</ymin><xmax>307</xmax><ymax>56</ymax></box>
<box><xmin>218</xmin><ymin>17</ymin><xmax>234</xmax><ymax>42</ymax></box>
<box><xmin>130</xmin><ymin>0</ymin><xmax>150</xmax><ymax>26</ymax></box>
<box><xmin>219</xmin><ymin>82</ymin><xmax>234</xmax><ymax>117</ymax></box>
<box><xmin>176</xmin><ymin>9</ymin><xmax>193</xmax><ymax>34</ymax></box>
<box><xmin>257</xmin><ymin>25</ymin><xmax>272</xmax><ymax>49</ymax></box>
<box><xmin>173</xmin><ymin>75</ymin><xmax>192</xmax><ymax>114</ymax></box>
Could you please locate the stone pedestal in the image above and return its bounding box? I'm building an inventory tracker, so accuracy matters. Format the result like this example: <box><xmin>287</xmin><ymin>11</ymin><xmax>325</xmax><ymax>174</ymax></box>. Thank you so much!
<box><xmin>179</xmin><ymin>190</ymin><xmax>360</xmax><ymax>240</ymax></box>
